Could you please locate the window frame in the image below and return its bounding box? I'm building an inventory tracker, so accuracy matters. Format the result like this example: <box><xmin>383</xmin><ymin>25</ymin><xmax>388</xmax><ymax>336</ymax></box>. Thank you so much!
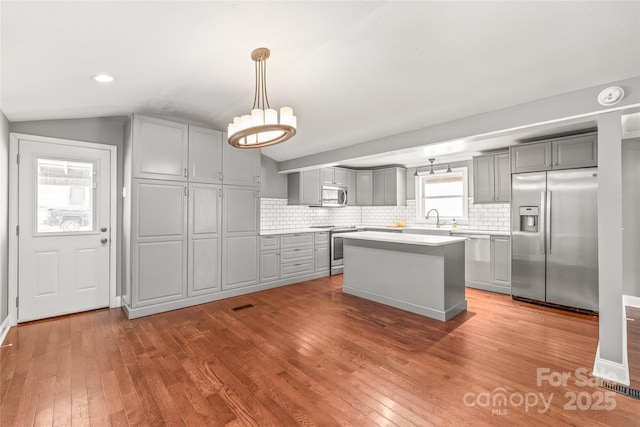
<box><xmin>415</xmin><ymin>166</ymin><xmax>469</xmax><ymax>224</ymax></box>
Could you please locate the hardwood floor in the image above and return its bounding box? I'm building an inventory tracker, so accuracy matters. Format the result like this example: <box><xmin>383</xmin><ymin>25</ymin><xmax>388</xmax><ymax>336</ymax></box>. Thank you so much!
<box><xmin>627</xmin><ymin>306</ymin><xmax>640</xmax><ymax>392</ymax></box>
<box><xmin>2</xmin><ymin>276</ymin><xmax>639</xmax><ymax>426</ymax></box>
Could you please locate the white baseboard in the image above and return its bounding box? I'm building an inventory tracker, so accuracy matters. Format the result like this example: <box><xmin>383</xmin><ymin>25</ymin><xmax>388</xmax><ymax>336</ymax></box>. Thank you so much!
<box><xmin>112</xmin><ymin>296</ymin><xmax>122</xmax><ymax>308</ymax></box>
<box><xmin>623</xmin><ymin>294</ymin><xmax>640</xmax><ymax>308</ymax></box>
<box><xmin>593</xmin><ymin>344</ymin><xmax>630</xmax><ymax>386</ymax></box>
<box><xmin>0</xmin><ymin>316</ymin><xmax>13</xmax><ymax>346</ymax></box>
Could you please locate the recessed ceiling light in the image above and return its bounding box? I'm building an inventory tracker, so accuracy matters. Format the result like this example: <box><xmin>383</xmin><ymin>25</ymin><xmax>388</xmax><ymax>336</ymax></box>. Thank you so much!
<box><xmin>91</xmin><ymin>74</ymin><xmax>114</xmax><ymax>83</ymax></box>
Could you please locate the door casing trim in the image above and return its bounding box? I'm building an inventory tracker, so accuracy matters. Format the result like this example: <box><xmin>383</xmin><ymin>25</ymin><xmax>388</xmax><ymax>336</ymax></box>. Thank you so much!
<box><xmin>8</xmin><ymin>133</ymin><xmax>118</xmax><ymax>325</ymax></box>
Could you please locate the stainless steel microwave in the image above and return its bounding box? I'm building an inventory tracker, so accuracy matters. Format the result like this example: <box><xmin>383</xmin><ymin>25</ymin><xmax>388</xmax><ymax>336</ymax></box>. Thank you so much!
<box><xmin>321</xmin><ymin>185</ymin><xmax>347</xmax><ymax>207</ymax></box>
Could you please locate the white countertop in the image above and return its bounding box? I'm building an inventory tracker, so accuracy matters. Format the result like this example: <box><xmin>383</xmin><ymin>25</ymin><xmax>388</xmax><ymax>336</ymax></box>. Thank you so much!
<box><xmin>259</xmin><ymin>226</ymin><xmax>510</xmax><ymax>237</ymax></box>
<box><xmin>341</xmin><ymin>231</ymin><xmax>467</xmax><ymax>246</ymax></box>
<box><xmin>260</xmin><ymin>227</ymin><xmax>332</xmax><ymax>236</ymax></box>
<box><xmin>451</xmin><ymin>229</ymin><xmax>510</xmax><ymax>236</ymax></box>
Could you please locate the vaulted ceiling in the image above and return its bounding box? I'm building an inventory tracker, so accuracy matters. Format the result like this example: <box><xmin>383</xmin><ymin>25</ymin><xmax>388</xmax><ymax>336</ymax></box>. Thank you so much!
<box><xmin>2</xmin><ymin>1</ymin><xmax>639</xmax><ymax>163</ymax></box>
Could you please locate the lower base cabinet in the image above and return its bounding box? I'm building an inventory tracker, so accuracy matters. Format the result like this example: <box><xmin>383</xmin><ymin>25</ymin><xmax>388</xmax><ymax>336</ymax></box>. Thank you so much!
<box><xmin>260</xmin><ymin>250</ymin><xmax>280</xmax><ymax>282</ymax></box>
<box><xmin>222</xmin><ymin>235</ymin><xmax>259</xmax><ymax>290</ymax></box>
<box><xmin>491</xmin><ymin>236</ymin><xmax>511</xmax><ymax>289</ymax></box>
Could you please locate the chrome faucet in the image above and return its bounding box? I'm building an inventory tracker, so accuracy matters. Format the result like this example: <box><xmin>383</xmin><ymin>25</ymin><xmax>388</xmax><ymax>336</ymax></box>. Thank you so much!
<box><xmin>426</xmin><ymin>209</ymin><xmax>443</xmax><ymax>228</ymax></box>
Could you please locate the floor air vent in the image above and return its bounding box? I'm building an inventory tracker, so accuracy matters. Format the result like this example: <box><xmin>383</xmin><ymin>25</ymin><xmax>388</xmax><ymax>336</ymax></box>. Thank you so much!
<box><xmin>230</xmin><ymin>303</ymin><xmax>254</xmax><ymax>312</ymax></box>
<box><xmin>598</xmin><ymin>379</ymin><xmax>640</xmax><ymax>400</ymax></box>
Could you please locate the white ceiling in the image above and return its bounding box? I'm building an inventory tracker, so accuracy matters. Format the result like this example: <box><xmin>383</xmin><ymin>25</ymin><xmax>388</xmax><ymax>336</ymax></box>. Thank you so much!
<box><xmin>2</xmin><ymin>1</ymin><xmax>639</xmax><ymax>163</ymax></box>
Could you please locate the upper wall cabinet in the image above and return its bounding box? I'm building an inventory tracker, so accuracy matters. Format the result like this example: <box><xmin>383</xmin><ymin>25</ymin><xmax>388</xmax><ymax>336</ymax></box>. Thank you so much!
<box><xmin>346</xmin><ymin>170</ymin><xmax>357</xmax><ymax>205</ymax></box>
<box><xmin>552</xmin><ymin>133</ymin><xmax>598</xmax><ymax>170</ymax></box>
<box><xmin>322</xmin><ymin>167</ymin><xmax>348</xmax><ymax>187</ymax></box>
<box><xmin>222</xmin><ymin>132</ymin><xmax>261</xmax><ymax>187</ymax></box>
<box><xmin>373</xmin><ymin>167</ymin><xmax>407</xmax><ymax>206</ymax></box>
<box><xmin>356</xmin><ymin>171</ymin><xmax>373</xmax><ymax>206</ymax></box>
<box><xmin>132</xmin><ymin>115</ymin><xmax>225</xmax><ymax>184</ymax></box>
<box><xmin>473</xmin><ymin>152</ymin><xmax>510</xmax><ymax>203</ymax></box>
<box><xmin>189</xmin><ymin>126</ymin><xmax>223</xmax><ymax>184</ymax></box>
<box><xmin>511</xmin><ymin>133</ymin><xmax>597</xmax><ymax>174</ymax></box>
<box><xmin>132</xmin><ymin>115</ymin><xmax>189</xmax><ymax>181</ymax></box>
<box><xmin>287</xmin><ymin>169</ymin><xmax>321</xmax><ymax>206</ymax></box>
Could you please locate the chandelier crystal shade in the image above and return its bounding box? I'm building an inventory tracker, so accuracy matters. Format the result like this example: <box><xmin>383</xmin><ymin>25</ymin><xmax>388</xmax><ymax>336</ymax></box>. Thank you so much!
<box><xmin>227</xmin><ymin>48</ymin><xmax>297</xmax><ymax>148</ymax></box>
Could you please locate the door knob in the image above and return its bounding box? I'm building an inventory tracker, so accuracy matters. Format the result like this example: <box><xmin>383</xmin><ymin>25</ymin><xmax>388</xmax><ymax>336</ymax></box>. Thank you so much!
<box><xmin>100</xmin><ymin>227</ymin><xmax>108</xmax><ymax>232</ymax></box>
<box><xmin>100</xmin><ymin>238</ymin><xmax>109</xmax><ymax>244</ymax></box>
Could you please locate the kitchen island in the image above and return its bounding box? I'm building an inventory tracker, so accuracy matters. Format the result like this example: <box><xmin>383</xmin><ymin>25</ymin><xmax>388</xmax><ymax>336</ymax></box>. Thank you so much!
<box><xmin>341</xmin><ymin>231</ymin><xmax>467</xmax><ymax>321</ymax></box>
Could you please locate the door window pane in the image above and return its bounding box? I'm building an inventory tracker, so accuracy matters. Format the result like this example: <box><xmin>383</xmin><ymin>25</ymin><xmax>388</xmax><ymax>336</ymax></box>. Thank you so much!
<box><xmin>36</xmin><ymin>158</ymin><xmax>95</xmax><ymax>233</ymax></box>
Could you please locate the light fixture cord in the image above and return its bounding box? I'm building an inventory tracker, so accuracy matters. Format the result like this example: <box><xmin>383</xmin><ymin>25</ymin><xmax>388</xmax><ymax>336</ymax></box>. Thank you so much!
<box><xmin>261</xmin><ymin>58</ymin><xmax>270</xmax><ymax>109</ymax></box>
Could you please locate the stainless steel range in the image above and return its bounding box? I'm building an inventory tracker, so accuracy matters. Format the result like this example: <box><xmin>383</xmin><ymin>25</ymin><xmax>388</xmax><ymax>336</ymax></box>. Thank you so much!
<box><xmin>311</xmin><ymin>226</ymin><xmax>360</xmax><ymax>275</ymax></box>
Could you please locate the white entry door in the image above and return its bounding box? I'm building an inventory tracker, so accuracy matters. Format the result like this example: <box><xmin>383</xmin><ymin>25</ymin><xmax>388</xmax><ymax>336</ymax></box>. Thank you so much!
<box><xmin>17</xmin><ymin>139</ymin><xmax>111</xmax><ymax>322</ymax></box>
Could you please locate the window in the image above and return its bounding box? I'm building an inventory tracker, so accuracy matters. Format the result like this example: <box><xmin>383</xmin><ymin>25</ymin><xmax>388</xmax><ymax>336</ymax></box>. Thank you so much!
<box><xmin>416</xmin><ymin>167</ymin><xmax>468</xmax><ymax>223</ymax></box>
<box><xmin>36</xmin><ymin>158</ymin><xmax>95</xmax><ymax>233</ymax></box>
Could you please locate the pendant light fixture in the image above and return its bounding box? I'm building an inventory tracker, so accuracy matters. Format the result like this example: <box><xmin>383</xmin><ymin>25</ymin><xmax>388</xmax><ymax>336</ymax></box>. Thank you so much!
<box><xmin>428</xmin><ymin>158</ymin><xmax>435</xmax><ymax>175</ymax></box>
<box><xmin>228</xmin><ymin>47</ymin><xmax>297</xmax><ymax>148</ymax></box>
<box><xmin>446</xmin><ymin>163</ymin><xmax>452</xmax><ymax>173</ymax></box>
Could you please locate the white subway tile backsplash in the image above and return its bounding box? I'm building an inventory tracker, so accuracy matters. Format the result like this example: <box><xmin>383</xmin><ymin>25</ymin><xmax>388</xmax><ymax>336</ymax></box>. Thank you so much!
<box><xmin>260</xmin><ymin>198</ymin><xmax>511</xmax><ymax>232</ymax></box>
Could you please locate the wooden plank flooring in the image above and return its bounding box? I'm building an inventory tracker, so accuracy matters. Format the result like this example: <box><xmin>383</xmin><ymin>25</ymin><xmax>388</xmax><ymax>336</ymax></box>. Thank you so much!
<box><xmin>2</xmin><ymin>276</ymin><xmax>640</xmax><ymax>426</ymax></box>
<box><xmin>626</xmin><ymin>306</ymin><xmax>640</xmax><ymax>392</ymax></box>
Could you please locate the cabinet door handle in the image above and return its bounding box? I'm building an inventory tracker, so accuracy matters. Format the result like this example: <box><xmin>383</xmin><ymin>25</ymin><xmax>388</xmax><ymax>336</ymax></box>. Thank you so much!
<box><xmin>184</xmin><ymin>168</ymin><xmax>188</xmax><ymax>178</ymax></box>
<box><xmin>219</xmin><ymin>171</ymin><xmax>223</xmax><ymax>181</ymax></box>
<box><xmin>184</xmin><ymin>187</ymin><xmax>188</xmax><ymax>197</ymax></box>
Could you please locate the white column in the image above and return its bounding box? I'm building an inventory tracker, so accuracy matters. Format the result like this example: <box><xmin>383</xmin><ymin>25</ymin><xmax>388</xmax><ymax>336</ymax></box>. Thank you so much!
<box><xmin>594</xmin><ymin>111</ymin><xmax>628</xmax><ymax>384</ymax></box>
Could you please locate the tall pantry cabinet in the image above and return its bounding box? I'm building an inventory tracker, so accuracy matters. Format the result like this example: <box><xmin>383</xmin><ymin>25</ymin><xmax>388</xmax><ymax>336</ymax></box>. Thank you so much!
<box><xmin>122</xmin><ymin>115</ymin><xmax>260</xmax><ymax>319</ymax></box>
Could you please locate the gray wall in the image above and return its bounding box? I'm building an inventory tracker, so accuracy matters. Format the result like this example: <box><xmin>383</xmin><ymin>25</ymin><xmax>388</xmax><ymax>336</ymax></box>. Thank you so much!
<box><xmin>622</xmin><ymin>139</ymin><xmax>640</xmax><ymax>297</ymax></box>
<box><xmin>261</xmin><ymin>154</ymin><xmax>287</xmax><ymax>198</ymax></box>
<box><xmin>0</xmin><ymin>110</ymin><xmax>9</xmax><ymax>323</ymax></box>
<box><xmin>10</xmin><ymin>117</ymin><xmax>127</xmax><ymax>296</ymax></box>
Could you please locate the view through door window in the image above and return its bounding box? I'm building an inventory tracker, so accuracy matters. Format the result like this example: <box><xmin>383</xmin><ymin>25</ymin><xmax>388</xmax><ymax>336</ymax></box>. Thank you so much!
<box><xmin>36</xmin><ymin>158</ymin><xmax>95</xmax><ymax>233</ymax></box>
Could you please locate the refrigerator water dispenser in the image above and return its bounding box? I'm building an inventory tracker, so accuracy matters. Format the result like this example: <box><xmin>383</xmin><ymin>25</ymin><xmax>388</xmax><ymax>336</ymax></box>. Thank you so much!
<box><xmin>519</xmin><ymin>206</ymin><xmax>539</xmax><ymax>232</ymax></box>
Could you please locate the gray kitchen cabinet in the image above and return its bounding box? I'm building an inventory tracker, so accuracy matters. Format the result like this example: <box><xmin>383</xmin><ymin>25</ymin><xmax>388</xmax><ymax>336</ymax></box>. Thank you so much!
<box><xmin>511</xmin><ymin>133</ymin><xmax>597</xmax><ymax>173</ymax></box>
<box><xmin>552</xmin><ymin>133</ymin><xmax>597</xmax><ymax>169</ymax></box>
<box><xmin>373</xmin><ymin>170</ymin><xmax>386</xmax><ymax>205</ymax></box>
<box><xmin>287</xmin><ymin>169</ymin><xmax>321</xmax><ymax>205</ymax></box>
<box><xmin>491</xmin><ymin>236</ymin><xmax>511</xmax><ymax>288</ymax></box>
<box><xmin>511</xmin><ymin>141</ymin><xmax>551</xmax><ymax>174</ymax></box>
<box><xmin>188</xmin><ymin>183</ymin><xmax>221</xmax><ymax>297</ymax></box>
<box><xmin>322</xmin><ymin>167</ymin><xmax>348</xmax><ymax>187</ymax></box>
<box><xmin>334</xmin><ymin>168</ymin><xmax>348</xmax><ymax>187</ymax></box>
<box><xmin>473</xmin><ymin>152</ymin><xmax>510</xmax><ymax>203</ymax></box>
<box><xmin>373</xmin><ymin>168</ymin><xmax>407</xmax><ymax>206</ymax></box>
<box><xmin>259</xmin><ymin>235</ymin><xmax>280</xmax><ymax>283</ymax></box>
<box><xmin>132</xmin><ymin>115</ymin><xmax>189</xmax><ymax>181</ymax></box>
<box><xmin>322</xmin><ymin>168</ymin><xmax>334</xmax><ymax>185</ymax></box>
<box><xmin>280</xmin><ymin>233</ymin><xmax>314</xmax><ymax>279</ymax></box>
<box><xmin>315</xmin><ymin>246</ymin><xmax>329</xmax><ymax>271</ymax></box>
<box><xmin>188</xmin><ymin>126</ymin><xmax>223</xmax><ymax>184</ymax></box>
<box><xmin>260</xmin><ymin>235</ymin><xmax>280</xmax><ymax>250</ymax></box>
<box><xmin>131</xmin><ymin>179</ymin><xmax>188</xmax><ymax>307</ymax></box>
<box><xmin>222</xmin><ymin>235</ymin><xmax>259</xmax><ymax>290</ymax></box>
<box><xmin>123</xmin><ymin>116</ymin><xmax>264</xmax><ymax>319</ymax></box>
<box><xmin>356</xmin><ymin>171</ymin><xmax>373</xmax><ymax>205</ymax></box>
<box><xmin>495</xmin><ymin>153</ymin><xmax>511</xmax><ymax>202</ymax></box>
<box><xmin>259</xmin><ymin>250</ymin><xmax>280</xmax><ymax>282</ymax></box>
<box><xmin>314</xmin><ymin>231</ymin><xmax>329</xmax><ymax>273</ymax></box>
<box><xmin>473</xmin><ymin>155</ymin><xmax>495</xmax><ymax>203</ymax></box>
<box><xmin>222</xmin><ymin>134</ymin><xmax>261</xmax><ymax>187</ymax></box>
<box><xmin>223</xmin><ymin>186</ymin><xmax>260</xmax><ymax>236</ymax></box>
<box><xmin>346</xmin><ymin>170</ymin><xmax>357</xmax><ymax>205</ymax></box>
<box><xmin>222</xmin><ymin>185</ymin><xmax>259</xmax><ymax>289</ymax></box>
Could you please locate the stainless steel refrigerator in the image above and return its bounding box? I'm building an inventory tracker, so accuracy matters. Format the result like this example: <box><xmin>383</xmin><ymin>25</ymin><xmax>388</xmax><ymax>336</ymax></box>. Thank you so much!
<box><xmin>511</xmin><ymin>168</ymin><xmax>598</xmax><ymax>311</ymax></box>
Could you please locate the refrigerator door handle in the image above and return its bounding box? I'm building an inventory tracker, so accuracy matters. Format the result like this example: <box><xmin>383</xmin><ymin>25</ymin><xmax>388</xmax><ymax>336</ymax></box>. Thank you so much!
<box><xmin>547</xmin><ymin>191</ymin><xmax>552</xmax><ymax>255</ymax></box>
<box><xmin>540</xmin><ymin>191</ymin><xmax>546</xmax><ymax>255</ymax></box>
